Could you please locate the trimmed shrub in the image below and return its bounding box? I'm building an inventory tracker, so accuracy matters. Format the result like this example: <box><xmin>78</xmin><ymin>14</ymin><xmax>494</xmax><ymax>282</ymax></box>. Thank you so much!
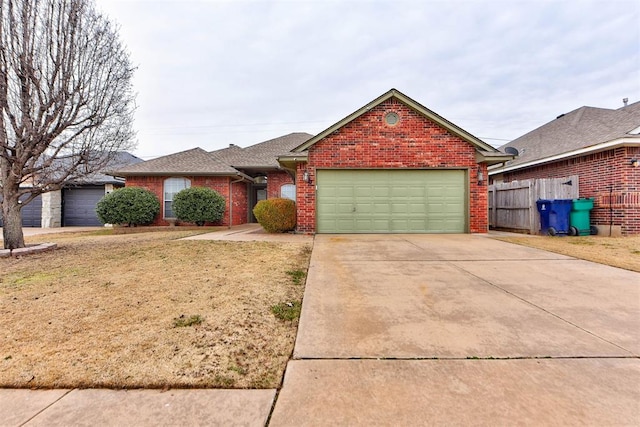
<box><xmin>253</xmin><ymin>198</ymin><xmax>296</xmax><ymax>233</ymax></box>
<box><xmin>172</xmin><ymin>186</ymin><xmax>225</xmax><ymax>226</ymax></box>
<box><xmin>96</xmin><ymin>187</ymin><xmax>160</xmax><ymax>226</ymax></box>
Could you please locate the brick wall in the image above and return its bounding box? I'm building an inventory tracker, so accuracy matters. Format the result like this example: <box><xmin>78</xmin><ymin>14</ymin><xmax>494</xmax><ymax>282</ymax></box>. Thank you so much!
<box><xmin>267</xmin><ymin>171</ymin><xmax>294</xmax><ymax>199</ymax></box>
<box><xmin>296</xmin><ymin>98</ymin><xmax>488</xmax><ymax>233</ymax></box>
<box><xmin>502</xmin><ymin>146</ymin><xmax>640</xmax><ymax>235</ymax></box>
<box><xmin>125</xmin><ymin>175</ymin><xmax>249</xmax><ymax>226</ymax></box>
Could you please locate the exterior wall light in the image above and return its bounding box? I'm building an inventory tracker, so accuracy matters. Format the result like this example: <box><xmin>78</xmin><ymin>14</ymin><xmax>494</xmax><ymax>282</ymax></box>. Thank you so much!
<box><xmin>303</xmin><ymin>170</ymin><xmax>311</xmax><ymax>183</ymax></box>
<box><xmin>632</xmin><ymin>159</ymin><xmax>639</xmax><ymax>168</ymax></box>
<box><xmin>477</xmin><ymin>169</ymin><xmax>484</xmax><ymax>184</ymax></box>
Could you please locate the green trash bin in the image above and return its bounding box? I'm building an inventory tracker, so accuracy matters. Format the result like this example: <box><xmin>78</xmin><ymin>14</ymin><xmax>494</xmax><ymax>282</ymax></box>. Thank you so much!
<box><xmin>569</xmin><ymin>198</ymin><xmax>595</xmax><ymax>236</ymax></box>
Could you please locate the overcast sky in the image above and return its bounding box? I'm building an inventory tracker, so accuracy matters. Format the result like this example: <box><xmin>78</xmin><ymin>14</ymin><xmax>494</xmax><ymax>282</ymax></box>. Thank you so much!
<box><xmin>98</xmin><ymin>0</ymin><xmax>640</xmax><ymax>159</ymax></box>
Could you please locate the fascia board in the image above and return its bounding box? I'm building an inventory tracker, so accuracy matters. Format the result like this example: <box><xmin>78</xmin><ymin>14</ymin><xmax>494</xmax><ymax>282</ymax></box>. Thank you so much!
<box><xmin>488</xmin><ymin>137</ymin><xmax>640</xmax><ymax>175</ymax></box>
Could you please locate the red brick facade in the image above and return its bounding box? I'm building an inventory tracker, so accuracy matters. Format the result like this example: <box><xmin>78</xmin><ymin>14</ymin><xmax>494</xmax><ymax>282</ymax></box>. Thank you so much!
<box><xmin>125</xmin><ymin>175</ymin><xmax>249</xmax><ymax>226</ymax></box>
<box><xmin>502</xmin><ymin>146</ymin><xmax>640</xmax><ymax>235</ymax></box>
<box><xmin>267</xmin><ymin>171</ymin><xmax>294</xmax><ymax>199</ymax></box>
<box><xmin>295</xmin><ymin>98</ymin><xmax>489</xmax><ymax>233</ymax></box>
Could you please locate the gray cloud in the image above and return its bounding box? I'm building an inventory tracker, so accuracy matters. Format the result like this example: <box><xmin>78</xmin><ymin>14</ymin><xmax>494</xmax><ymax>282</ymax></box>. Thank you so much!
<box><xmin>98</xmin><ymin>0</ymin><xmax>640</xmax><ymax>158</ymax></box>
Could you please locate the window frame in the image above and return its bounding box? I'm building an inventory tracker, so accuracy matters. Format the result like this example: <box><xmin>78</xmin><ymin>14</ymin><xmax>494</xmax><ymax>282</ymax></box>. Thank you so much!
<box><xmin>163</xmin><ymin>177</ymin><xmax>191</xmax><ymax>219</ymax></box>
<box><xmin>280</xmin><ymin>183</ymin><xmax>296</xmax><ymax>201</ymax></box>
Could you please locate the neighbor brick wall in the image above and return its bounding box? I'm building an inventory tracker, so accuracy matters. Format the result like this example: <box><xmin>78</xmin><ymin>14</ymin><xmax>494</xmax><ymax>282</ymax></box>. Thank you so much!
<box><xmin>502</xmin><ymin>146</ymin><xmax>640</xmax><ymax>235</ymax></box>
<box><xmin>296</xmin><ymin>98</ymin><xmax>488</xmax><ymax>233</ymax></box>
<box><xmin>125</xmin><ymin>175</ymin><xmax>249</xmax><ymax>226</ymax></box>
<box><xmin>267</xmin><ymin>171</ymin><xmax>294</xmax><ymax>199</ymax></box>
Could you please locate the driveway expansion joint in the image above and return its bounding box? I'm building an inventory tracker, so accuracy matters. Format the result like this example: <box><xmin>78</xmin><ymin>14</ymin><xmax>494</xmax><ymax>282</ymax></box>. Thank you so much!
<box><xmin>19</xmin><ymin>388</ymin><xmax>73</xmax><ymax>427</ymax></box>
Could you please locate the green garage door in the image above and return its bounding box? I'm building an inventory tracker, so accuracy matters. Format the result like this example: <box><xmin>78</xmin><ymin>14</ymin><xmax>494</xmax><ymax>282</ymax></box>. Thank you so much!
<box><xmin>317</xmin><ymin>170</ymin><xmax>466</xmax><ymax>233</ymax></box>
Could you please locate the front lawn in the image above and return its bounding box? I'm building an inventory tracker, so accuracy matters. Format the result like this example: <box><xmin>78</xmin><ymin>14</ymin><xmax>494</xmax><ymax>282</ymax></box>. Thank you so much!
<box><xmin>0</xmin><ymin>229</ymin><xmax>311</xmax><ymax>389</ymax></box>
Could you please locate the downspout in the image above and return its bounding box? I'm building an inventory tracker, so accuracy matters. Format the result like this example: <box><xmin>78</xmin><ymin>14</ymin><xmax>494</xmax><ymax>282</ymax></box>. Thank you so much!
<box><xmin>229</xmin><ymin>175</ymin><xmax>246</xmax><ymax>229</ymax></box>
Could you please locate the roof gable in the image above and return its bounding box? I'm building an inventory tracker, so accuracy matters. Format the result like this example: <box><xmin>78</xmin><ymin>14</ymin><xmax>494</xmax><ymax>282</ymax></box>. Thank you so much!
<box><xmin>292</xmin><ymin>89</ymin><xmax>497</xmax><ymax>153</ymax></box>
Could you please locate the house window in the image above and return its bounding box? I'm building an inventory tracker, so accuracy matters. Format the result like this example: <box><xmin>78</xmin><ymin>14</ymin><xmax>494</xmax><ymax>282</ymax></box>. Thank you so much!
<box><xmin>281</xmin><ymin>184</ymin><xmax>296</xmax><ymax>201</ymax></box>
<box><xmin>164</xmin><ymin>177</ymin><xmax>190</xmax><ymax>218</ymax></box>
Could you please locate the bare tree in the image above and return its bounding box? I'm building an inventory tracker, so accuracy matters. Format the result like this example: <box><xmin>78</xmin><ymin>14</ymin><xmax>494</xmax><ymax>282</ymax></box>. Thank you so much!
<box><xmin>0</xmin><ymin>0</ymin><xmax>135</xmax><ymax>249</ymax></box>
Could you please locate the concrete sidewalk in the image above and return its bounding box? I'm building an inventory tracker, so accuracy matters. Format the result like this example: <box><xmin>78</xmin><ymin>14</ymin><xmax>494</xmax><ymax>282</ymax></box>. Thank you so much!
<box><xmin>2</xmin><ymin>389</ymin><xmax>275</xmax><ymax>426</ymax></box>
<box><xmin>181</xmin><ymin>223</ymin><xmax>314</xmax><ymax>243</ymax></box>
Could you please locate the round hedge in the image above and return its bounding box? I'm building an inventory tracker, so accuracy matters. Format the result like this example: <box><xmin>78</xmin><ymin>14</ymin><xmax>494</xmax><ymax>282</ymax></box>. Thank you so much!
<box><xmin>252</xmin><ymin>198</ymin><xmax>296</xmax><ymax>233</ymax></box>
<box><xmin>96</xmin><ymin>187</ymin><xmax>160</xmax><ymax>226</ymax></box>
<box><xmin>172</xmin><ymin>186</ymin><xmax>225</xmax><ymax>226</ymax></box>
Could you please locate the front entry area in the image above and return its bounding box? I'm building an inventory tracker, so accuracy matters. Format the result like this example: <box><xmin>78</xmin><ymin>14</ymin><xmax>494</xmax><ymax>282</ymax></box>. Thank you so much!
<box><xmin>248</xmin><ymin>184</ymin><xmax>267</xmax><ymax>223</ymax></box>
<box><xmin>316</xmin><ymin>169</ymin><xmax>467</xmax><ymax>233</ymax></box>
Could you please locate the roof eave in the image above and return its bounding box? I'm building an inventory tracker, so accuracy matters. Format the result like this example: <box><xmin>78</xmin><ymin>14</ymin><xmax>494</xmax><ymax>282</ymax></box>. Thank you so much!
<box><xmin>115</xmin><ymin>171</ymin><xmax>250</xmax><ymax>178</ymax></box>
<box><xmin>277</xmin><ymin>153</ymin><xmax>308</xmax><ymax>171</ymax></box>
<box><xmin>292</xmin><ymin>89</ymin><xmax>497</xmax><ymax>153</ymax></box>
<box><xmin>476</xmin><ymin>151</ymin><xmax>516</xmax><ymax>165</ymax></box>
<box><xmin>488</xmin><ymin>137</ymin><xmax>640</xmax><ymax>175</ymax></box>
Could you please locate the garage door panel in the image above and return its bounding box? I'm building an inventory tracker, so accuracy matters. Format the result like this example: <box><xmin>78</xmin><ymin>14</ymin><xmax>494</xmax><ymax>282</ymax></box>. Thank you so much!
<box><xmin>0</xmin><ymin>193</ymin><xmax>42</xmax><ymax>227</ymax></box>
<box><xmin>63</xmin><ymin>187</ymin><xmax>105</xmax><ymax>226</ymax></box>
<box><xmin>317</xmin><ymin>170</ymin><xmax>466</xmax><ymax>233</ymax></box>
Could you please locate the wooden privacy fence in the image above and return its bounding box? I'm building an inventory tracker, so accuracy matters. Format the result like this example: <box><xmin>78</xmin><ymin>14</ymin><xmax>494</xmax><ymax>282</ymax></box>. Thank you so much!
<box><xmin>488</xmin><ymin>176</ymin><xmax>579</xmax><ymax>234</ymax></box>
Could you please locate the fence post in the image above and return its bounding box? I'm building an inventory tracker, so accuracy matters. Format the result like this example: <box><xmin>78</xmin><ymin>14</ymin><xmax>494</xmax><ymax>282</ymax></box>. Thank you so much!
<box><xmin>529</xmin><ymin>180</ymin><xmax>537</xmax><ymax>234</ymax></box>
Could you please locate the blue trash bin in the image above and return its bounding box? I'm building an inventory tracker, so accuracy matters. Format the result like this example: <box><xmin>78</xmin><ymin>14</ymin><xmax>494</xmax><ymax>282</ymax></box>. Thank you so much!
<box><xmin>536</xmin><ymin>199</ymin><xmax>573</xmax><ymax>236</ymax></box>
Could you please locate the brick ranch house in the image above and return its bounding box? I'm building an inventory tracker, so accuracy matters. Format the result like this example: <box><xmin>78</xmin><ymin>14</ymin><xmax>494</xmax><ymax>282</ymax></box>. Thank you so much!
<box><xmin>115</xmin><ymin>89</ymin><xmax>512</xmax><ymax>233</ymax></box>
<box><xmin>489</xmin><ymin>100</ymin><xmax>640</xmax><ymax>236</ymax></box>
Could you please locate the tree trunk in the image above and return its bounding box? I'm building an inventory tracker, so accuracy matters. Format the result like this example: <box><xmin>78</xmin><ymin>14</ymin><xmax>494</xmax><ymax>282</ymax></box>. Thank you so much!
<box><xmin>2</xmin><ymin>196</ymin><xmax>25</xmax><ymax>250</ymax></box>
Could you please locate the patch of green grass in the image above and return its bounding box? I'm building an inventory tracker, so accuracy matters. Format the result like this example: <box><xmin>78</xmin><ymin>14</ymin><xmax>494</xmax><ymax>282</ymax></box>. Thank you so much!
<box><xmin>286</xmin><ymin>269</ymin><xmax>306</xmax><ymax>286</ymax></box>
<box><xmin>10</xmin><ymin>272</ymin><xmax>58</xmax><ymax>286</ymax></box>
<box><xmin>214</xmin><ymin>375</ymin><xmax>235</xmax><ymax>388</ymax></box>
<box><xmin>228</xmin><ymin>365</ymin><xmax>247</xmax><ymax>376</ymax></box>
<box><xmin>172</xmin><ymin>314</ymin><xmax>204</xmax><ymax>328</ymax></box>
<box><xmin>271</xmin><ymin>301</ymin><xmax>301</xmax><ymax>322</ymax></box>
<box><xmin>250</xmin><ymin>370</ymin><xmax>277</xmax><ymax>388</ymax></box>
<box><xmin>88</xmin><ymin>229</ymin><xmax>115</xmax><ymax>236</ymax></box>
<box><xmin>568</xmin><ymin>239</ymin><xmax>595</xmax><ymax>246</ymax></box>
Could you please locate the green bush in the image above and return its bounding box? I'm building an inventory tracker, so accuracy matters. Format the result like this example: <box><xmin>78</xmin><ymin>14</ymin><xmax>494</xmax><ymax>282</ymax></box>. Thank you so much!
<box><xmin>172</xmin><ymin>186</ymin><xmax>225</xmax><ymax>226</ymax></box>
<box><xmin>96</xmin><ymin>187</ymin><xmax>160</xmax><ymax>226</ymax></box>
<box><xmin>253</xmin><ymin>198</ymin><xmax>296</xmax><ymax>233</ymax></box>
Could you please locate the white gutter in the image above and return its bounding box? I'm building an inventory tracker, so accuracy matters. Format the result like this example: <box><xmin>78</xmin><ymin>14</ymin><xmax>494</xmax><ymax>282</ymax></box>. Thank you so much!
<box><xmin>489</xmin><ymin>137</ymin><xmax>640</xmax><ymax>175</ymax></box>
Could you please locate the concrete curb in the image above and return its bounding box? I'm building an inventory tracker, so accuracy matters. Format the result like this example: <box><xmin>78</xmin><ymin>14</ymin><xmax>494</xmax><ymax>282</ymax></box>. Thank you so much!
<box><xmin>0</xmin><ymin>242</ymin><xmax>57</xmax><ymax>258</ymax></box>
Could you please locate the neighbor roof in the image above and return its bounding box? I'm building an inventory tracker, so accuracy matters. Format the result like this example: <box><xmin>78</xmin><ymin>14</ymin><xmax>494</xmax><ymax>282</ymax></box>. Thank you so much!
<box><xmin>74</xmin><ymin>151</ymin><xmax>143</xmax><ymax>184</ymax></box>
<box><xmin>492</xmin><ymin>100</ymin><xmax>640</xmax><ymax>173</ymax></box>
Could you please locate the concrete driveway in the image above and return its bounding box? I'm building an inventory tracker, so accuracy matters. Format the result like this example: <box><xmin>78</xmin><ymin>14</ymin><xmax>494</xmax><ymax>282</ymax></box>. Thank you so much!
<box><xmin>271</xmin><ymin>234</ymin><xmax>640</xmax><ymax>426</ymax></box>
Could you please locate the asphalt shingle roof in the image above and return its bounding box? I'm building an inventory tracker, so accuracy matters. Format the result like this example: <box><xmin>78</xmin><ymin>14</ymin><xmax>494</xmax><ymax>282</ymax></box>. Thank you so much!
<box><xmin>213</xmin><ymin>132</ymin><xmax>313</xmax><ymax>167</ymax></box>
<box><xmin>114</xmin><ymin>133</ymin><xmax>313</xmax><ymax>176</ymax></box>
<box><xmin>499</xmin><ymin>101</ymin><xmax>640</xmax><ymax>168</ymax></box>
<box><xmin>115</xmin><ymin>147</ymin><xmax>239</xmax><ymax>175</ymax></box>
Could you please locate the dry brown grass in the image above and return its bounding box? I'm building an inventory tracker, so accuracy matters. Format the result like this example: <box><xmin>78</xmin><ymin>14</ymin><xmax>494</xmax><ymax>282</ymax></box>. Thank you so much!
<box><xmin>0</xmin><ymin>229</ymin><xmax>311</xmax><ymax>389</ymax></box>
<box><xmin>497</xmin><ymin>235</ymin><xmax>640</xmax><ymax>272</ymax></box>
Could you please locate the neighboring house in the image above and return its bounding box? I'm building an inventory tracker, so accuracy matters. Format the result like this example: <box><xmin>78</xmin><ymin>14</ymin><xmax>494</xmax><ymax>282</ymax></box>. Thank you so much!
<box><xmin>489</xmin><ymin>100</ymin><xmax>640</xmax><ymax>235</ymax></box>
<box><xmin>0</xmin><ymin>151</ymin><xmax>142</xmax><ymax>228</ymax></box>
<box><xmin>115</xmin><ymin>89</ymin><xmax>512</xmax><ymax>233</ymax></box>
